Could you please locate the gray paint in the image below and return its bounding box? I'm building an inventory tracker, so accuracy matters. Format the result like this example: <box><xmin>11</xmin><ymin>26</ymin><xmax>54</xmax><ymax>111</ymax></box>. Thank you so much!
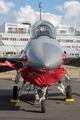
<box><xmin>25</xmin><ymin>37</ymin><xmax>63</xmax><ymax>71</ymax></box>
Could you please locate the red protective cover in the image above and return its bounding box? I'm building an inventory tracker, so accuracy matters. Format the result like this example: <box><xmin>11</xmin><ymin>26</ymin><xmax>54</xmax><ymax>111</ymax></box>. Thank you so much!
<box><xmin>21</xmin><ymin>66</ymin><xmax>66</xmax><ymax>87</ymax></box>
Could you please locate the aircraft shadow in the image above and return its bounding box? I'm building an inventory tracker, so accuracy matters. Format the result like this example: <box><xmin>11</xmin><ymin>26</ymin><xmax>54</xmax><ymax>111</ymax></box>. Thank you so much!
<box><xmin>48</xmin><ymin>92</ymin><xmax>64</xmax><ymax>101</ymax></box>
<box><xmin>21</xmin><ymin>109</ymin><xmax>41</xmax><ymax>113</ymax></box>
<box><xmin>20</xmin><ymin>94</ymin><xmax>35</xmax><ymax>105</ymax></box>
<box><xmin>0</xmin><ymin>89</ymin><xmax>37</xmax><ymax>112</ymax></box>
<box><xmin>0</xmin><ymin>97</ymin><xmax>20</xmax><ymax>111</ymax></box>
<box><xmin>72</xmin><ymin>92</ymin><xmax>80</xmax><ymax>97</ymax></box>
<box><xmin>0</xmin><ymin>78</ymin><xmax>12</xmax><ymax>81</ymax></box>
<box><xmin>0</xmin><ymin>89</ymin><xmax>21</xmax><ymax>111</ymax></box>
<box><xmin>49</xmin><ymin>93</ymin><xmax>63</xmax><ymax>97</ymax></box>
<box><xmin>0</xmin><ymin>89</ymin><xmax>75</xmax><ymax>112</ymax></box>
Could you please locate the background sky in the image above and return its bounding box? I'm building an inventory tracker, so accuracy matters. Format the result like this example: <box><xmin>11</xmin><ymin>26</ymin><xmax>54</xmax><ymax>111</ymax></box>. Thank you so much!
<box><xmin>1</xmin><ymin>0</ymin><xmax>80</xmax><ymax>27</ymax></box>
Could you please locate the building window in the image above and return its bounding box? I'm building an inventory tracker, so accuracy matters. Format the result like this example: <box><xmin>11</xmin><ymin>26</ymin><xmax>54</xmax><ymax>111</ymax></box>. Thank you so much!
<box><xmin>60</xmin><ymin>30</ymin><xmax>66</xmax><ymax>34</ymax></box>
<box><xmin>10</xmin><ymin>38</ymin><xmax>13</xmax><ymax>40</ymax></box>
<box><xmin>2</xmin><ymin>37</ymin><xmax>8</xmax><ymax>40</ymax></box>
<box><xmin>77</xmin><ymin>40</ymin><xmax>79</xmax><ymax>43</ymax></box>
<box><xmin>18</xmin><ymin>28</ymin><xmax>26</xmax><ymax>33</ymax></box>
<box><xmin>70</xmin><ymin>40</ymin><xmax>73</xmax><ymax>42</ymax></box>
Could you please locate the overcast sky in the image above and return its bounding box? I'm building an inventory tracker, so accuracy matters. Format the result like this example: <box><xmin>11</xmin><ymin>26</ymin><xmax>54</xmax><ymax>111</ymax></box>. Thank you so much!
<box><xmin>0</xmin><ymin>0</ymin><xmax>80</xmax><ymax>27</ymax></box>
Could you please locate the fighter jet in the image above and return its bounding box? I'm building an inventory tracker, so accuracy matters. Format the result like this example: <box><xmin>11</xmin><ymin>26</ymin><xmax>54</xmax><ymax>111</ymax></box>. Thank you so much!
<box><xmin>0</xmin><ymin>21</ymin><xmax>80</xmax><ymax>113</ymax></box>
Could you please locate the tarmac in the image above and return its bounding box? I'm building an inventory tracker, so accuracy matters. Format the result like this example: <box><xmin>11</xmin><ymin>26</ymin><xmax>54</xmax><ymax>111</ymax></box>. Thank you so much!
<box><xmin>0</xmin><ymin>77</ymin><xmax>80</xmax><ymax>120</ymax></box>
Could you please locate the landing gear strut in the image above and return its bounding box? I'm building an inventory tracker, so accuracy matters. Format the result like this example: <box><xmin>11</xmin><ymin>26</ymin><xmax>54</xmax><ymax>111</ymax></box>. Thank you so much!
<box><xmin>56</xmin><ymin>79</ymin><xmax>72</xmax><ymax>99</ymax></box>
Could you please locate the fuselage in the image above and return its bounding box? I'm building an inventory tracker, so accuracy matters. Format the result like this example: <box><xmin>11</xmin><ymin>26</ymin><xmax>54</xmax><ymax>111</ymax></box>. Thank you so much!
<box><xmin>21</xmin><ymin>21</ymin><xmax>65</xmax><ymax>72</ymax></box>
<box><xmin>24</xmin><ymin>36</ymin><xmax>63</xmax><ymax>71</ymax></box>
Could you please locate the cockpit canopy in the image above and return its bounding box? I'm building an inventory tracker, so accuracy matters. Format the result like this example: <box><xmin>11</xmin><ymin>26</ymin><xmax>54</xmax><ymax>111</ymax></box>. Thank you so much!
<box><xmin>31</xmin><ymin>21</ymin><xmax>56</xmax><ymax>39</ymax></box>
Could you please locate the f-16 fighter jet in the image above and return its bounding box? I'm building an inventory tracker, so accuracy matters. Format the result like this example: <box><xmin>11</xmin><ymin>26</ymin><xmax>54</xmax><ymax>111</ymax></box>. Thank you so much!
<box><xmin>0</xmin><ymin>21</ymin><xmax>79</xmax><ymax>113</ymax></box>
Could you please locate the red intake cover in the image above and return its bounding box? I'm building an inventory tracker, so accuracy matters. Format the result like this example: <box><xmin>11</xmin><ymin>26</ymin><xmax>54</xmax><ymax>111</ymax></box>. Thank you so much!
<box><xmin>21</xmin><ymin>66</ymin><xmax>66</xmax><ymax>87</ymax></box>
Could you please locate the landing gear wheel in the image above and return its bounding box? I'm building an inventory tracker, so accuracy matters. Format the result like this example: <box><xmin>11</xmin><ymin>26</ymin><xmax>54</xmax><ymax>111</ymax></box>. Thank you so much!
<box><xmin>41</xmin><ymin>99</ymin><xmax>46</xmax><ymax>113</ymax></box>
<box><xmin>13</xmin><ymin>86</ymin><xmax>18</xmax><ymax>100</ymax></box>
<box><xmin>66</xmin><ymin>85</ymin><xmax>72</xmax><ymax>99</ymax></box>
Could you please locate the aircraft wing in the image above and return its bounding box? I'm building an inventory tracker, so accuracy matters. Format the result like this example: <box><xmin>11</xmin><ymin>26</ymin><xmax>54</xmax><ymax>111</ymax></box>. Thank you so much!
<box><xmin>63</xmin><ymin>54</ymin><xmax>80</xmax><ymax>67</ymax></box>
<box><xmin>0</xmin><ymin>54</ymin><xmax>24</xmax><ymax>72</ymax></box>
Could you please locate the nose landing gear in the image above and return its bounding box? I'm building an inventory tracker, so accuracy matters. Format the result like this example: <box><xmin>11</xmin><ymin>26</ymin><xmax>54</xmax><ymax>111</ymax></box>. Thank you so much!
<box><xmin>34</xmin><ymin>86</ymin><xmax>48</xmax><ymax>113</ymax></box>
<box><xmin>41</xmin><ymin>99</ymin><xmax>46</xmax><ymax>113</ymax></box>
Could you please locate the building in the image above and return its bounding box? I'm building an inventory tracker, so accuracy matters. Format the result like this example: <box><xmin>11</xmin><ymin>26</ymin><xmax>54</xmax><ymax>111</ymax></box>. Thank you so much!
<box><xmin>56</xmin><ymin>25</ymin><xmax>75</xmax><ymax>36</ymax></box>
<box><xmin>0</xmin><ymin>22</ymin><xmax>31</xmax><ymax>56</ymax></box>
<box><xmin>56</xmin><ymin>33</ymin><xmax>80</xmax><ymax>56</ymax></box>
<box><xmin>75</xmin><ymin>28</ymin><xmax>80</xmax><ymax>36</ymax></box>
<box><xmin>55</xmin><ymin>24</ymin><xmax>80</xmax><ymax>56</ymax></box>
<box><xmin>0</xmin><ymin>22</ymin><xmax>80</xmax><ymax>56</ymax></box>
<box><xmin>0</xmin><ymin>22</ymin><xmax>31</xmax><ymax>34</ymax></box>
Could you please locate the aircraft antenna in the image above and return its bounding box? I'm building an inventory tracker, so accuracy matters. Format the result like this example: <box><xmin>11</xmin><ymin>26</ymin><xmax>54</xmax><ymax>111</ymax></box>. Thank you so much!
<box><xmin>39</xmin><ymin>2</ymin><xmax>42</xmax><ymax>21</ymax></box>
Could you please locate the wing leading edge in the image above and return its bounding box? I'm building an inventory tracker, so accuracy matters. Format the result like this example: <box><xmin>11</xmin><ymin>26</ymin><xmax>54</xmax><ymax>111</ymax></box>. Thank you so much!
<box><xmin>0</xmin><ymin>54</ymin><xmax>24</xmax><ymax>72</ymax></box>
<box><xmin>63</xmin><ymin>54</ymin><xmax>80</xmax><ymax>67</ymax></box>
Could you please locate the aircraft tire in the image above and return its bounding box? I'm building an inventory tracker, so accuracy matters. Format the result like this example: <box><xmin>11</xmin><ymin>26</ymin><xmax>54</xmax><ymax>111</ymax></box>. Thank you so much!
<box><xmin>66</xmin><ymin>85</ymin><xmax>72</xmax><ymax>99</ymax></box>
<box><xmin>41</xmin><ymin>99</ymin><xmax>46</xmax><ymax>113</ymax></box>
<box><xmin>13</xmin><ymin>86</ymin><xmax>18</xmax><ymax>100</ymax></box>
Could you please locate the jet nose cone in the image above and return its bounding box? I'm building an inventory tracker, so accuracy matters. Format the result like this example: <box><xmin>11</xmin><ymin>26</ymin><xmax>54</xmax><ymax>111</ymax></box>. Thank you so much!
<box><xmin>27</xmin><ymin>43</ymin><xmax>62</xmax><ymax>71</ymax></box>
